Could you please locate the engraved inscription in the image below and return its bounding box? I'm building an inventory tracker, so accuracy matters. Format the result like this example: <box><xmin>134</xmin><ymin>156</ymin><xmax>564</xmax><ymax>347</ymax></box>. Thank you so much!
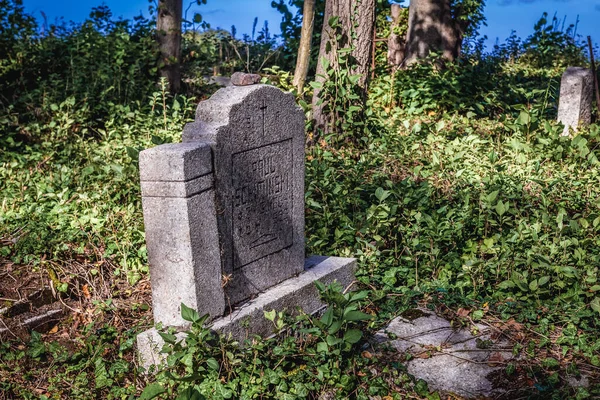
<box><xmin>231</xmin><ymin>140</ymin><xmax>293</xmax><ymax>268</ymax></box>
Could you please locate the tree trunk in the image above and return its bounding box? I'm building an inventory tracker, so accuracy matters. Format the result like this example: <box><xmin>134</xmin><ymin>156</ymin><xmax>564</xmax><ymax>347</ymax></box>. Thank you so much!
<box><xmin>312</xmin><ymin>0</ymin><xmax>376</xmax><ymax>133</ymax></box>
<box><xmin>293</xmin><ymin>0</ymin><xmax>316</xmax><ymax>92</ymax></box>
<box><xmin>387</xmin><ymin>4</ymin><xmax>405</xmax><ymax>67</ymax></box>
<box><xmin>403</xmin><ymin>0</ymin><xmax>461</xmax><ymax>67</ymax></box>
<box><xmin>157</xmin><ymin>0</ymin><xmax>182</xmax><ymax>93</ymax></box>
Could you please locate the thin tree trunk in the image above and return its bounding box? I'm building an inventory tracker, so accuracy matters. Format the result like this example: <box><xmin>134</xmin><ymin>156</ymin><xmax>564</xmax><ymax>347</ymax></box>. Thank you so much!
<box><xmin>312</xmin><ymin>0</ymin><xmax>375</xmax><ymax>133</ymax></box>
<box><xmin>387</xmin><ymin>3</ymin><xmax>405</xmax><ymax>67</ymax></box>
<box><xmin>403</xmin><ymin>0</ymin><xmax>461</xmax><ymax>67</ymax></box>
<box><xmin>293</xmin><ymin>0</ymin><xmax>316</xmax><ymax>92</ymax></box>
<box><xmin>157</xmin><ymin>0</ymin><xmax>182</xmax><ymax>93</ymax></box>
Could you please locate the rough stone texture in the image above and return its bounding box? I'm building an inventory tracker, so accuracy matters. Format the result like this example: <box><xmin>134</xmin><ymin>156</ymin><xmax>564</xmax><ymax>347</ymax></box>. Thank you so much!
<box><xmin>206</xmin><ymin>76</ymin><xmax>232</xmax><ymax>87</ymax></box>
<box><xmin>137</xmin><ymin>328</ymin><xmax>187</xmax><ymax>371</ymax></box>
<box><xmin>139</xmin><ymin>142</ymin><xmax>212</xmax><ymax>182</ymax></box>
<box><xmin>213</xmin><ymin>256</ymin><xmax>356</xmax><ymax>341</ymax></box>
<box><xmin>0</xmin><ymin>288</ymin><xmax>55</xmax><ymax>318</ymax></box>
<box><xmin>140</xmin><ymin>174</ymin><xmax>213</xmax><ymax>198</ymax></box>
<box><xmin>140</xmin><ymin>142</ymin><xmax>226</xmax><ymax>326</ymax></box>
<box><xmin>230</xmin><ymin>72</ymin><xmax>261</xmax><ymax>86</ymax></box>
<box><xmin>374</xmin><ymin>309</ymin><xmax>515</xmax><ymax>399</ymax></box>
<box><xmin>183</xmin><ymin>85</ymin><xmax>306</xmax><ymax>306</ymax></box>
<box><xmin>137</xmin><ymin>256</ymin><xmax>357</xmax><ymax>370</ymax></box>
<box><xmin>23</xmin><ymin>309</ymin><xmax>63</xmax><ymax>332</ymax></box>
<box><xmin>558</xmin><ymin>67</ymin><xmax>594</xmax><ymax>136</ymax></box>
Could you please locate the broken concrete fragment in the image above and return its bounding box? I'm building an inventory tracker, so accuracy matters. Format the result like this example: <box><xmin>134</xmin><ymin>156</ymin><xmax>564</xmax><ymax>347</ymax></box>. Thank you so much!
<box><xmin>23</xmin><ymin>309</ymin><xmax>63</xmax><ymax>333</ymax></box>
<box><xmin>230</xmin><ymin>72</ymin><xmax>261</xmax><ymax>86</ymax></box>
<box><xmin>374</xmin><ymin>308</ymin><xmax>514</xmax><ymax>398</ymax></box>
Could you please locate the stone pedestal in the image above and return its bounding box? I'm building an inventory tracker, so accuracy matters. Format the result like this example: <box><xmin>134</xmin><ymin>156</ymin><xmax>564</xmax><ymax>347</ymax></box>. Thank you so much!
<box><xmin>137</xmin><ymin>256</ymin><xmax>356</xmax><ymax>369</ymax></box>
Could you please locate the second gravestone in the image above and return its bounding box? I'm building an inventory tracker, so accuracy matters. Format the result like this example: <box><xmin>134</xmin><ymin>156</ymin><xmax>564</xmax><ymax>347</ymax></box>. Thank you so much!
<box><xmin>137</xmin><ymin>84</ymin><xmax>356</xmax><ymax>367</ymax></box>
<box><xmin>557</xmin><ymin>67</ymin><xmax>593</xmax><ymax>136</ymax></box>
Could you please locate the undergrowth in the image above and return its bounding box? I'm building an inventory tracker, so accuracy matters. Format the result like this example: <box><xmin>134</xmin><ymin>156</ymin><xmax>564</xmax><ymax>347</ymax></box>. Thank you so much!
<box><xmin>1</xmin><ymin>1</ymin><xmax>600</xmax><ymax>399</ymax></box>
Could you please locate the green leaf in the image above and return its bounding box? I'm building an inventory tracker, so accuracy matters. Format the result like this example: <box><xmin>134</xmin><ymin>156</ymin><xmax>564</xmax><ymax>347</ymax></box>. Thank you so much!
<box><xmin>320</xmin><ymin>307</ymin><xmax>334</xmax><ymax>326</ymax></box>
<box><xmin>316</xmin><ymin>341</ymin><xmax>328</xmax><ymax>353</ymax></box>
<box><xmin>590</xmin><ymin>297</ymin><xmax>600</xmax><ymax>314</ymax></box>
<box><xmin>140</xmin><ymin>383</ymin><xmax>166</xmax><ymax>400</ymax></box>
<box><xmin>158</xmin><ymin>332</ymin><xmax>177</xmax><ymax>344</ymax></box>
<box><xmin>538</xmin><ymin>276</ymin><xmax>550</xmax><ymax>286</ymax></box>
<box><xmin>516</xmin><ymin>110</ymin><xmax>531</xmax><ymax>125</ymax></box>
<box><xmin>486</xmin><ymin>190</ymin><xmax>499</xmax><ymax>203</ymax></box>
<box><xmin>375</xmin><ymin>187</ymin><xmax>390</xmax><ymax>202</ymax></box>
<box><xmin>343</xmin><ymin>329</ymin><xmax>363</xmax><ymax>344</ymax></box>
<box><xmin>344</xmin><ymin>310</ymin><xmax>373</xmax><ymax>322</ymax></box>
<box><xmin>495</xmin><ymin>200</ymin><xmax>507</xmax><ymax>216</ymax></box>
<box><xmin>264</xmin><ymin>309</ymin><xmax>276</xmax><ymax>321</ymax></box>
<box><xmin>328</xmin><ymin>319</ymin><xmax>343</xmax><ymax>335</ymax></box>
<box><xmin>126</xmin><ymin>146</ymin><xmax>139</xmax><ymax>161</ymax></box>
<box><xmin>176</xmin><ymin>387</ymin><xmax>206</xmax><ymax>400</ymax></box>
<box><xmin>206</xmin><ymin>358</ymin><xmax>220</xmax><ymax>371</ymax></box>
<box><xmin>181</xmin><ymin>303</ymin><xmax>200</xmax><ymax>323</ymax></box>
<box><xmin>529</xmin><ymin>280</ymin><xmax>538</xmax><ymax>291</ymax></box>
<box><xmin>326</xmin><ymin>335</ymin><xmax>342</xmax><ymax>346</ymax></box>
<box><xmin>349</xmin><ymin>291</ymin><xmax>369</xmax><ymax>302</ymax></box>
<box><xmin>541</xmin><ymin>357</ymin><xmax>560</xmax><ymax>368</ymax></box>
<box><xmin>472</xmin><ymin>310</ymin><xmax>484</xmax><ymax>321</ymax></box>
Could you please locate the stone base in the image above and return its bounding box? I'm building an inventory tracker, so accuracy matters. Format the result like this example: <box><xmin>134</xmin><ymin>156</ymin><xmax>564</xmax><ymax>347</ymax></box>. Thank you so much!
<box><xmin>137</xmin><ymin>256</ymin><xmax>356</xmax><ymax>370</ymax></box>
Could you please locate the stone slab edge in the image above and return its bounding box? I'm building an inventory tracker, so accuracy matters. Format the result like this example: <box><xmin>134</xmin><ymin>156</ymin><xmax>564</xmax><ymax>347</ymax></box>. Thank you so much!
<box><xmin>137</xmin><ymin>255</ymin><xmax>357</xmax><ymax>370</ymax></box>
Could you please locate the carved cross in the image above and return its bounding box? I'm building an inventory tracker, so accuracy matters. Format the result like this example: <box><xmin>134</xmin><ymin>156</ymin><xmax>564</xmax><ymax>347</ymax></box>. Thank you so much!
<box><xmin>260</xmin><ymin>99</ymin><xmax>267</xmax><ymax>136</ymax></box>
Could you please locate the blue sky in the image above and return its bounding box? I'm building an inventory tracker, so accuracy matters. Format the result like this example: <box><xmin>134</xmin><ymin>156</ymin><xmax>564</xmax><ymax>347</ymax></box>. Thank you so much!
<box><xmin>23</xmin><ymin>0</ymin><xmax>600</xmax><ymax>49</ymax></box>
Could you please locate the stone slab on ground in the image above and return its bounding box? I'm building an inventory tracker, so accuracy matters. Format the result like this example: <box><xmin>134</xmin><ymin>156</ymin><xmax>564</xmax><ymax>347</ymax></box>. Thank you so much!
<box><xmin>137</xmin><ymin>255</ymin><xmax>356</xmax><ymax>370</ymax></box>
<box><xmin>23</xmin><ymin>309</ymin><xmax>63</xmax><ymax>332</ymax></box>
<box><xmin>374</xmin><ymin>308</ymin><xmax>515</xmax><ymax>399</ymax></box>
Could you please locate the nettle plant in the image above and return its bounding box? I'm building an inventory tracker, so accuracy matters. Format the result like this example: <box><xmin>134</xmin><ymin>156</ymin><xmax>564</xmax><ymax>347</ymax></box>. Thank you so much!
<box><xmin>140</xmin><ymin>282</ymin><xmax>374</xmax><ymax>399</ymax></box>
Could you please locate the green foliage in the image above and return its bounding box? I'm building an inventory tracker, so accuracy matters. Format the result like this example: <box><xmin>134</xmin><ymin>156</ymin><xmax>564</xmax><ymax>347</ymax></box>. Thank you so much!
<box><xmin>0</xmin><ymin>2</ymin><xmax>158</xmax><ymax>126</ymax></box>
<box><xmin>0</xmin><ymin>323</ymin><xmax>139</xmax><ymax>399</ymax></box>
<box><xmin>141</xmin><ymin>286</ymin><xmax>407</xmax><ymax>399</ymax></box>
<box><xmin>520</xmin><ymin>13</ymin><xmax>587</xmax><ymax>69</ymax></box>
<box><xmin>3</xmin><ymin>1</ymin><xmax>600</xmax><ymax>398</ymax></box>
<box><xmin>182</xmin><ymin>22</ymin><xmax>284</xmax><ymax>82</ymax></box>
<box><xmin>0</xmin><ymin>79</ymin><xmax>194</xmax><ymax>284</ymax></box>
<box><xmin>271</xmin><ymin>0</ymin><xmax>326</xmax><ymax>72</ymax></box>
<box><xmin>311</xmin><ymin>15</ymin><xmax>369</xmax><ymax>143</ymax></box>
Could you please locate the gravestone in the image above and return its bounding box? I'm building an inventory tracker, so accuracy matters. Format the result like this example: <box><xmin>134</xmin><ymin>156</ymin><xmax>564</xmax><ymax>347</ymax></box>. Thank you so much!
<box><xmin>137</xmin><ymin>82</ymin><xmax>356</xmax><ymax>368</ymax></box>
<box><xmin>183</xmin><ymin>84</ymin><xmax>306</xmax><ymax>307</ymax></box>
<box><xmin>557</xmin><ymin>67</ymin><xmax>593</xmax><ymax>136</ymax></box>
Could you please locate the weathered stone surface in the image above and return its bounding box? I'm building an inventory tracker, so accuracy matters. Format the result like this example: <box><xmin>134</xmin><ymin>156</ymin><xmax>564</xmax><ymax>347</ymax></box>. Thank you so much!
<box><xmin>137</xmin><ymin>256</ymin><xmax>357</xmax><ymax>370</ymax></box>
<box><xmin>231</xmin><ymin>72</ymin><xmax>261</xmax><ymax>86</ymax></box>
<box><xmin>23</xmin><ymin>309</ymin><xmax>63</xmax><ymax>333</ymax></box>
<box><xmin>374</xmin><ymin>309</ymin><xmax>515</xmax><ymax>398</ymax></box>
<box><xmin>0</xmin><ymin>288</ymin><xmax>55</xmax><ymax>318</ymax></box>
<box><xmin>140</xmin><ymin>174</ymin><xmax>213</xmax><ymax>198</ymax></box>
<box><xmin>206</xmin><ymin>75</ymin><xmax>232</xmax><ymax>87</ymax></box>
<box><xmin>140</xmin><ymin>141</ymin><xmax>225</xmax><ymax>326</ymax></box>
<box><xmin>137</xmin><ymin>85</ymin><xmax>357</xmax><ymax>373</ymax></box>
<box><xmin>183</xmin><ymin>85</ymin><xmax>306</xmax><ymax>306</ymax></box>
<box><xmin>557</xmin><ymin>67</ymin><xmax>593</xmax><ymax>136</ymax></box>
<box><xmin>213</xmin><ymin>256</ymin><xmax>356</xmax><ymax>340</ymax></box>
<box><xmin>141</xmin><ymin>191</ymin><xmax>225</xmax><ymax>326</ymax></box>
<box><xmin>139</xmin><ymin>142</ymin><xmax>212</xmax><ymax>183</ymax></box>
